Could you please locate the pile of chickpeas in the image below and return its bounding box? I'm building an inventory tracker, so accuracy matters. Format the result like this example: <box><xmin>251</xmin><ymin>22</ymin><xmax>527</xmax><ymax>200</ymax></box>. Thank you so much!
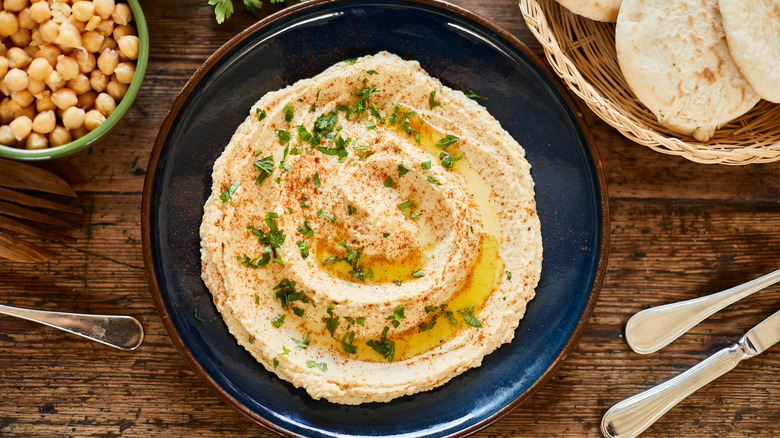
<box><xmin>0</xmin><ymin>0</ymin><xmax>139</xmax><ymax>149</ymax></box>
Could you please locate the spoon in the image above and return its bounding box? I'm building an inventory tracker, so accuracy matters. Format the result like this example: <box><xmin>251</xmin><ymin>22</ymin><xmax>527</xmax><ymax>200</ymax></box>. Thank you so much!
<box><xmin>625</xmin><ymin>267</ymin><xmax>780</xmax><ymax>354</ymax></box>
<box><xmin>0</xmin><ymin>304</ymin><xmax>144</xmax><ymax>350</ymax></box>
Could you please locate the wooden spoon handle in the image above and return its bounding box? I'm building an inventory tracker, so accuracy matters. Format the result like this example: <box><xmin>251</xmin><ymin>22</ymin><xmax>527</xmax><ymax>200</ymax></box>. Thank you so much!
<box><xmin>0</xmin><ymin>230</ymin><xmax>57</xmax><ymax>262</ymax></box>
<box><xmin>0</xmin><ymin>158</ymin><xmax>77</xmax><ymax>198</ymax></box>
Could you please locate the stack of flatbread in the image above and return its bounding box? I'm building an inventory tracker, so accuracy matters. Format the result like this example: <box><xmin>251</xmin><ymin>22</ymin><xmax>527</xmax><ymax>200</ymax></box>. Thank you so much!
<box><xmin>553</xmin><ymin>0</ymin><xmax>780</xmax><ymax>142</ymax></box>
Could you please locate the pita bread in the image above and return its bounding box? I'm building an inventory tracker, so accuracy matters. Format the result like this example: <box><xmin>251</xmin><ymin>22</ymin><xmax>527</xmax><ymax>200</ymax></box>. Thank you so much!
<box><xmin>719</xmin><ymin>0</ymin><xmax>780</xmax><ymax>103</ymax></box>
<box><xmin>616</xmin><ymin>0</ymin><xmax>760</xmax><ymax>141</ymax></box>
<box><xmin>554</xmin><ymin>0</ymin><xmax>622</xmax><ymax>22</ymax></box>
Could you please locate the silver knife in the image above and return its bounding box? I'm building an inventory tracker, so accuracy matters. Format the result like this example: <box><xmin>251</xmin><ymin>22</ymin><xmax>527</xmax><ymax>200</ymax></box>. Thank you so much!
<box><xmin>601</xmin><ymin>309</ymin><xmax>780</xmax><ymax>438</ymax></box>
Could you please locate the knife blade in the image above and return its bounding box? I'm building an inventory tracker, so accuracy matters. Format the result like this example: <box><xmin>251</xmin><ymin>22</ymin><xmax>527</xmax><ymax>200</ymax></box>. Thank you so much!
<box><xmin>601</xmin><ymin>309</ymin><xmax>780</xmax><ymax>438</ymax></box>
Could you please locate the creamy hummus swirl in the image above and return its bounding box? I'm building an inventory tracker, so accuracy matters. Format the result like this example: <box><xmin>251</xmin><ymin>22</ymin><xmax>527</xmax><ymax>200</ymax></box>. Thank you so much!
<box><xmin>200</xmin><ymin>52</ymin><xmax>542</xmax><ymax>404</ymax></box>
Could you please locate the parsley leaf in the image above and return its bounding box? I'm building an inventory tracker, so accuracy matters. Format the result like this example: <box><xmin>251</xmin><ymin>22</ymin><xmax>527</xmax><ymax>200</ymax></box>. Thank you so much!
<box><xmin>322</xmin><ymin>305</ymin><xmax>339</xmax><ymax>336</ymax></box>
<box><xmin>341</xmin><ymin>331</ymin><xmax>357</xmax><ymax>354</ymax></box>
<box><xmin>298</xmin><ymin>219</ymin><xmax>314</xmax><ymax>237</ymax></box>
<box><xmin>256</xmin><ymin>107</ymin><xmax>267</xmax><ymax>121</ymax></box>
<box><xmin>276</xmin><ymin>128</ymin><xmax>292</xmax><ymax>144</ymax></box>
<box><xmin>283</xmin><ymin>103</ymin><xmax>294</xmax><ymax>122</ymax></box>
<box><xmin>317</xmin><ymin>209</ymin><xmax>336</xmax><ymax>223</ymax></box>
<box><xmin>254</xmin><ymin>155</ymin><xmax>274</xmax><ymax>184</ymax></box>
<box><xmin>427</xmin><ymin>176</ymin><xmax>442</xmax><ymax>185</ymax></box>
<box><xmin>429</xmin><ymin>90</ymin><xmax>441</xmax><ymax>108</ymax></box>
<box><xmin>421</xmin><ymin>160</ymin><xmax>431</xmax><ymax>170</ymax></box>
<box><xmin>296</xmin><ymin>239</ymin><xmax>309</xmax><ymax>259</ymax></box>
<box><xmin>384</xmin><ymin>176</ymin><xmax>395</xmax><ymax>188</ymax></box>
<box><xmin>208</xmin><ymin>0</ymin><xmax>234</xmax><ymax>24</ymax></box>
<box><xmin>273</xmin><ymin>278</ymin><xmax>310</xmax><ymax>309</ymax></box>
<box><xmin>292</xmin><ymin>333</ymin><xmax>311</xmax><ymax>349</ymax></box>
<box><xmin>306</xmin><ymin>359</ymin><xmax>328</xmax><ymax>372</ymax></box>
<box><xmin>398</xmin><ymin>164</ymin><xmax>410</xmax><ymax>177</ymax></box>
<box><xmin>271</xmin><ymin>314</ymin><xmax>286</xmax><ymax>328</ymax></box>
<box><xmin>436</xmin><ymin>134</ymin><xmax>460</xmax><ymax>148</ymax></box>
<box><xmin>411</xmin><ymin>269</ymin><xmax>425</xmax><ymax>278</ymax></box>
<box><xmin>220</xmin><ymin>180</ymin><xmax>240</xmax><ymax>202</ymax></box>
<box><xmin>366</xmin><ymin>326</ymin><xmax>395</xmax><ymax>362</ymax></box>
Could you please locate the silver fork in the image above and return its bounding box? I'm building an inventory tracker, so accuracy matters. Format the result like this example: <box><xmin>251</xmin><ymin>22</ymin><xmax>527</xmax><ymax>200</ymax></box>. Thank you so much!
<box><xmin>0</xmin><ymin>304</ymin><xmax>144</xmax><ymax>350</ymax></box>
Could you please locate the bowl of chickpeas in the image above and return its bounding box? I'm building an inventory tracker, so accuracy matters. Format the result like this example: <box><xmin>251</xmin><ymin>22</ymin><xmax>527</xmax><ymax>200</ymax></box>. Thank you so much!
<box><xmin>0</xmin><ymin>0</ymin><xmax>148</xmax><ymax>160</ymax></box>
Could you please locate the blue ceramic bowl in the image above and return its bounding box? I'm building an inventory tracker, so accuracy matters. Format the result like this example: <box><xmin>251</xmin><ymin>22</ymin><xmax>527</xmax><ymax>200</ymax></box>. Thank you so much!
<box><xmin>142</xmin><ymin>0</ymin><xmax>609</xmax><ymax>436</ymax></box>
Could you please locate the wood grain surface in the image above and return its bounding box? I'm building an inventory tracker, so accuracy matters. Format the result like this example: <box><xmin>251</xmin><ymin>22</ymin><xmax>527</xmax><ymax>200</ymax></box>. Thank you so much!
<box><xmin>2</xmin><ymin>0</ymin><xmax>780</xmax><ymax>436</ymax></box>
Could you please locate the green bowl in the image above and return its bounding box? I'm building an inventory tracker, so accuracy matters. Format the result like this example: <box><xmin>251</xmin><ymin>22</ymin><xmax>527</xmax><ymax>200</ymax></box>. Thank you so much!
<box><xmin>0</xmin><ymin>0</ymin><xmax>149</xmax><ymax>161</ymax></box>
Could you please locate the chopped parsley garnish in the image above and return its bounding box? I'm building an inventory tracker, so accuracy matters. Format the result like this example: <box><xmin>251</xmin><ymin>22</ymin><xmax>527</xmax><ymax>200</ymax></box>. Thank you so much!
<box><xmin>398</xmin><ymin>164</ymin><xmax>410</xmax><ymax>177</ymax></box>
<box><xmin>254</xmin><ymin>293</ymin><xmax>260</xmax><ymax>304</ymax></box>
<box><xmin>429</xmin><ymin>90</ymin><xmax>441</xmax><ymax>108</ymax></box>
<box><xmin>271</xmin><ymin>314</ymin><xmax>286</xmax><ymax>328</ymax></box>
<box><xmin>317</xmin><ymin>209</ymin><xmax>336</xmax><ymax>222</ymax></box>
<box><xmin>342</xmin><ymin>58</ymin><xmax>358</xmax><ymax>64</ymax></box>
<box><xmin>317</xmin><ymin>134</ymin><xmax>350</xmax><ymax>163</ymax></box>
<box><xmin>458</xmin><ymin>304</ymin><xmax>483</xmax><ymax>328</ymax></box>
<box><xmin>306</xmin><ymin>360</ymin><xmax>328</xmax><ymax>372</ymax></box>
<box><xmin>346</xmin><ymin>86</ymin><xmax>380</xmax><ymax>119</ymax></box>
<box><xmin>393</xmin><ymin>280</ymin><xmax>402</xmax><ymax>286</ymax></box>
<box><xmin>463</xmin><ymin>88</ymin><xmax>487</xmax><ymax>100</ymax></box>
<box><xmin>444</xmin><ymin>310</ymin><xmax>458</xmax><ymax>324</ymax></box>
<box><xmin>296</xmin><ymin>239</ymin><xmax>309</xmax><ymax>259</ymax></box>
<box><xmin>273</xmin><ymin>278</ymin><xmax>311</xmax><ymax>309</ymax></box>
<box><xmin>283</xmin><ymin>103</ymin><xmax>294</xmax><ymax>122</ymax></box>
<box><xmin>341</xmin><ymin>331</ymin><xmax>357</xmax><ymax>354</ymax></box>
<box><xmin>310</xmin><ymin>110</ymin><xmax>338</xmax><ymax>147</ymax></box>
<box><xmin>298</xmin><ymin>219</ymin><xmax>314</xmax><ymax>237</ymax></box>
<box><xmin>367</xmin><ymin>119</ymin><xmax>378</xmax><ymax>130</ymax></box>
<box><xmin>209</xmin><ymin>314</ymin><xmax>222</xmax><ymax>322</ymax></box>
<box><xmin>386</xmin><ymin>305</ymin><xmax>406</xmax><ymax>328</ymax></box>
<box><xmin>273</xmin><ymin>357</ymin><xmax>279</xmax><ymax>369</ymax></box>
<box><xmin>347</xmin><ymin>205</ymin><xmax>357</xmax><ymax>215</ymax></box>
<box><xmin>366</xmin><ymin>69</ymin><xmax>378</xmax><ymax>75</ymax></box>
<box><xmin>507</xmin><ymin>271</ymin><xmax>512</xmax><ymax>281</ymax></box>
<box><xmin>254</xmin><ymin>155</ymin><xmax>274</xmax><ymax>184</ymax></box>
<box><xmin>299</xmin><ymin>194</ymin><xmax>311</xmax><ymax>208</ymax></box>
<box><xmin>397</xmin><ymin>200</ymin><xmax>412</xmax><ymax>210</ymax></box>
<box><xmin>256</xmin><ymin>108</ymin><xmax>267</xmax><ymax>121</ymax></box>
<box><xmin>427</xmin><ymin>176</ymin><xmax>442</xmax><ymax>185</ymax></box>
<box><xmin>436</xmin><ymin>134</ymin><xmax>460</xmax><ymax>148</ymax></box>
<box><xmin>419</xmin><ymin>315</ymin><xmax>439</xmax><ymax>331</ymax></box>
<box><xmin>292</xmin><ymin>333</ymin><xmax>311</xmax><ymax>349</ymax></box>
<box><xmin>366</xmin><ymin>326</ymin><xmax>395</xmax><ymax>362</ymax></box>
<box><xmin>220</xmin><ymin>180</ymin><xmax>240</xmax><ymax>202</ymax></box>
<box><xmin>310</xmin><ymin>89</ymin><xmax>320</xmax><ymax>113</ymax></box>
<box><xmin>323</xmin><ymin>305</ymin><xmax>339</xmax><ymax>336</ymax></box>
<box><xmin>382</xmin><ymin>232</ymin><xmax>390</xmax><ymax>238</ymax></box>
<box><xmin>440</xmin><ymin>150</ymin><xmax>464</xmax><ymax>169</ymax></box>
<box><xmin>296</xmin><ymin>124</ymin><xmax>313</xmax><ymax>143</ymax></box>
<box><xmin>292</xmin><ymin>306</ymin><xmax>304</xmax><ymax>317</ymax></box>
<box><xmin>384</xmin><ymin>176</ymin><xmax>395</xmax><ymax>188</ymax></box>
<box><xmin>247</xmin><ymin>212</ymin><xmax>286</xmax><ymax>265</ymax></box>
<box><xmin>276</xmin><ymin>128</ymin><xmax>292</xmax><ymax>144</ymax></box>
<box><xmin>411</xmin><ymin>269</ymin><xmax>425</xmax><ymax>278</ymax></box>
<box><xmin>236</xmin><ymin>254</ymin><xmax>269</xmax><ymax>268</ymax></box>
<box><xmin>313</xmin><ymin>172</ymin><xmax>321</xmax><ymax>188</ymax></box>
<box><xmin>334</xmin><ymin>240</ymin><xmax>373</xmax><ymax>281</ymax></box>
<box><xmin>421</xmin><ymin>161</ymin><xmax>432</xmax><ymax>170</ymax></box>
<box><xmin>248</xmin><ymin>335</ymin><xmax>255</xmax><ymax>344</ymax></box>
<box><xmin>194</xmin><ymin>308</ymin><xmax>205</xmax><ymax>322</ymax></box>
<box><xmin>389</xmin><ymin>104</ymin><xmax>400</xmax><ymax>124</ymax></box>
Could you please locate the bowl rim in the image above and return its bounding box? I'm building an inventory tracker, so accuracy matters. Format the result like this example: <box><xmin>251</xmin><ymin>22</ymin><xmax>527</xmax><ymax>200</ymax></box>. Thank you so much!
<box><xmin>141</xmin><ymin>0</ymin><xmax>610</xmax><ymax>436</ymax></box>
<box><xmin>0</xmin><ymin>0</ymin><xmax>149</xmax><ymax>161</ymax></box>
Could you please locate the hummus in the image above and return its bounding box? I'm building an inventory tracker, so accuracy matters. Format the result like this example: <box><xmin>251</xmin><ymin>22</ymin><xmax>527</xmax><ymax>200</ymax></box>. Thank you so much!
<box><xmin>200</xmin><ymin>52</ymin><xmax>542</xmax><ymax>404</ymax></box>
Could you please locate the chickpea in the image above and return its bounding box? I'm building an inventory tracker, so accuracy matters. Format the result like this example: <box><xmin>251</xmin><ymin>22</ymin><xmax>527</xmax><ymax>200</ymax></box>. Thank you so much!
<box><xmin>61</xmin><ymin>105</ymin><xmax>84</xmax><ymax>129</ymax></box>
<box><xmin>99</xmin><ymin>36</ymin><xmax>116</xmax><ymax>51</ymax></box>
<box><xmin>50</xmin><ymin>87</ymin><xmax>76</xmax><ymax>109</ymax></box>
<box><xmin>96</xmin><ymin>48</ymin><xmax>118</xmax><ymax>75</ymax></box>
<box><xmin>89</xmin><ymin>69</ymin><xmax>106</xmax><ymax>91</ymax></box>
<box><xmin>28</xmin><ymin>1</ymin><xmax>50</xmax><ymax>24</ymax></box>
<box><xmin>72</xmin><ymin>47</ymin><xmax>95</xmax><ymax>73</ymax></box>
<box><xmin>44</xmin><ymin>69</ymin><xmax>65</xmax><ymax>91</ymax></box>
<box><xmin>83</xmin><ymin>109</ymin><xmax>104</xmax><ymax>131</ymax></box>
<box><xmin>94</xmin><ymin>92</ymin><xmax>115</xmax><ymax>117</ymax></box>
<box><xmin>16</xmin><ymin>104</ymin><xmax>34</xmax><ymax>120</ymax></box>
<box><xmin>0</xmin><ymin>56</ymin><xmax>8</xmax><ymax>79</ymax></box>
<box><xmin>38</xmin><ymin>19</ymin><xmax>58</xmax><ymax>43</ymax></box>
<box><xmin>67</xmin><ymin>73</ymin><xmax>89</xmax><ymax>94</ymax></box>
<box><xmin>112</xmin><ymin>24</ymin><xmax>133</xmax><ymax>39</ymax></box>
<box><xmin>71</xmin><ymin>125</ymin><xmax>87</xmax><ymax>139</ymax></box>
<box><xmin>9</xmin><ymin>115</ymin><xmax>31</xmax><ymax>141</ymax></box>
<box><xmin>17</xmin><ymin>8</ymin><xmax>35</xmax><ymax>30</ymax></box>
<box><xmin>6</xmin><ymin>47</ymin><xmax>30</xmax><ymax>69</ymax></box>
<box><xmin>26</xmin><ymin>132</ymin><xmax>47</xmax><ymax>149</ymax></box>
<box><xmin>112</xmin><ymin>61</ymin><xmax>134</xmax><ymax>84</ymax></box>
<box><xmin>49</xmin><ymin>125</ymin><xmax>70</xmax><ymax>146</ymax></box>
<box><xmin>84</xmin><ymin>14</ymin><xmax>100</xmax><ymax>31</ymax></box>
<box><xmin>31</xmin><ymin>109</ymin><xmax>55</xmax><ymax>133</ymax></box>
<box><xmin>10</xmin><ymin>28</ymin><xmax>32</xmax><ymax>47</ymax></box>
<box><xmin>81</xmin><ymin>30</ymin><xmax>103</xmax><ymax>52</ymax></box>
<box><xmin>0</xmin><ymin>43</ymin><xmax>6</xmax><ymax>57</ymax></box>
<box><xmin>0</xmin><ymin>98</ymin><xmax>18</xmax><ymax>123</ymax></box>
<box><xmin>93</xmin><ymin>0</ymin><xmax>114</xmax><ymax>20</ymax></box>
<box><xmin>55</xmin><ymin>55</ymin><xmax>79</xmax><ymax>80</ymax></box>
<box><xmin>95</xmin><ymin>18</ymin><xmax>113</xmax><ymax>37</ymax></box>
<box><xmin>105</xmin><ymin>78</ymin><xmax>126</xmax><ymax>100</ymax></box>
<box><xmin>0</xmin><ymin>125</ymin><xmax>14</xmax><ymax>145</ymax></box>
<box><xmin>77</xmin><ymin>89</ymin><xmax>96</xmax><ymax>108</ymax></box>
<box><xmin>0</xmin><ymin>11</ymin><xmax>19</xmax><ymax>37</ymax></box>
<box><xmin>35</xmin><ymin>91</ymin><xmax>55</xmax><ymax>112</ymax></box>
<box><xmin>111</xmin><ymin>3</ymin><xmax>131</xmax><ymax>26</ymax></box>
<box><xmin>55</xmin><ymin>21</ymin><xmax>81</xmax><ymax>48</ymax></box>
<box><xmin>4</xmin><ymin>68</ymin><xmax>28</xmax><ymax>92</ymax></box>
<box><xmin>67</xmin><ymin>15</ymin><xmax>86</xmax><ymax>33</ymax></box>
<box><xmin>4</xmin><ymin>0</ymin><xmax>28</xmax><ymax>13</ymax></box>
<box><xmin>27</xmin><ymin>56</ymin><xmax>53</xmax><ymax>80</ymax></box>
<box><xmin>70</xmin><ymin>1</ymin><xmax>94</xmax><ymax>22</ymax></box>
<box><xmin>27</xmin><ymin>77</ymin><xmax>44</xmax><ymax>94</ymax></box>
<box><xmin>49</xmin><ymin>2</ymin><xmax>71</xmax><ymax>24</ymax></box>
<box><xmin>36</xmin><ymin>44</ymin><xmax>61</xmax><ymax>67</ymax></box>
<box><xmin>11</xmin><ymin>89</ymin><xmax>33</xmax><ymax>107</ymax></box>
<box><xmin>116</xmin><ymin>35</ymin><xmax>138</xmax><ymax>60</ymax></box>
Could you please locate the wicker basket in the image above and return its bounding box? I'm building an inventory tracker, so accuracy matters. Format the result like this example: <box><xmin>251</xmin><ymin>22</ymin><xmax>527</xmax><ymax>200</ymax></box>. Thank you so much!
<box><xmin>519</xmin><ymin>0</ymin><xmax>780</xmax><ymax>165</ymax></box>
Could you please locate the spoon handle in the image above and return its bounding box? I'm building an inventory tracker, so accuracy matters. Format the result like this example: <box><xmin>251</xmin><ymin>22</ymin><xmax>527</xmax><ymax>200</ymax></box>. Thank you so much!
<box><xmin>0</xmin><ymin>304</ymin><xmax>144</xmax><ymax>350</ymax></box>
<box><xmin>625</xmin><ymin>268</ymin><xmax>780</xmax><ymax>354</ymax></box>
<box><xmin>601</xmin><ymin>341</ymin><xmax>750</xmax><ymax>438</ymax></box>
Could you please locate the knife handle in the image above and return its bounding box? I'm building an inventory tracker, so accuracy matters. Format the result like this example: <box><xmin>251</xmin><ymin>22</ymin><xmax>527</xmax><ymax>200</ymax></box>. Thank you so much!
<box><xmin>601</xmin><ymin>342</ymin><xmax>750</xmax><ymax>438</ymax></box>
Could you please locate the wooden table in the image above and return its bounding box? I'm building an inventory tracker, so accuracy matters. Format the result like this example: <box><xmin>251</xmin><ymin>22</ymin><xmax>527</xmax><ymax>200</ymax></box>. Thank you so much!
<box><xmin>2</xmin><ymin>0</ymin><xmax>779</xmax><ymax>436</ymax></box>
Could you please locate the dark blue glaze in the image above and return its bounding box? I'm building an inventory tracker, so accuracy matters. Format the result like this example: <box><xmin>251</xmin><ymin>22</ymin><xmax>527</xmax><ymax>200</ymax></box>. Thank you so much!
<box><xmin>145</xmin><ymin>1</ymin><xmax>606</xmax><ymax>436</ymax></box>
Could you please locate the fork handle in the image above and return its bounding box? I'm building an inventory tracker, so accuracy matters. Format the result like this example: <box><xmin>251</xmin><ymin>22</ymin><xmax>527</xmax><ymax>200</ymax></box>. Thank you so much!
<box><xmin>0</xmin><ymin>304</ymin><xmax>144</xmax><ymax>350</ymax></box>
<box><xmin>625</xmin><ymin>268</ymin><xmax>780</xmax><ymax>354</ymax></box>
